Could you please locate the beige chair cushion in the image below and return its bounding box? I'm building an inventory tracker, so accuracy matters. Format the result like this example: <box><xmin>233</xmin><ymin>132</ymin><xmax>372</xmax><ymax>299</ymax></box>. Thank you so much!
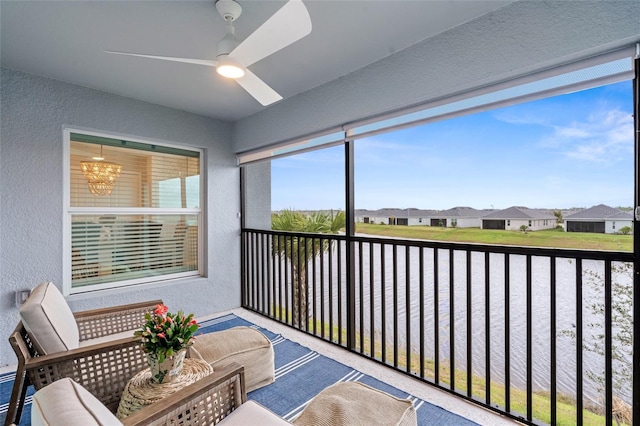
<box><xmin>190</xmin><ymin>326</ymin><xmax>275</xmax><ymax>392</ymax></box>
<box><xmin>31</xmin><ymin>378</ymin><xmax>121</xmax><ymax>426</ymax></box>
<box><xmin>20</xmin><ymin>282</ymin><xmax>79</xmax><ymax>354</ymax></box>
<box><xmin>220</xmin><ymin>400</ymin><xmax>291</xmax><ymax>426</ymax></box>
<box><xmin>293</xmin><ymin>381</ymin><xmax>417</xmax><ymax>426</ymax></box>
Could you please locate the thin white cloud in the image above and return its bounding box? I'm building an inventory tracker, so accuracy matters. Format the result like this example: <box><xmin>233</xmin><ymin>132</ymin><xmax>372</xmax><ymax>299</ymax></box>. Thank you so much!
<box><xmin>355</xmin><ymin>137</ymin><xmax>439</xmax><ymax>168</ymax></box>
<box><xmin>555</xmin><ymin>127</ymin><xmax>590</xmax><ymax>139</ymax></box>
<box><xmin>546</xmin><ymin>108</ymin><xmax>633</xmax><ymax>163</ymax></box>
<box><xmin>492</xmin><ymin>111</ymin><xmax>551</xmax><ymax>126</ymax></box>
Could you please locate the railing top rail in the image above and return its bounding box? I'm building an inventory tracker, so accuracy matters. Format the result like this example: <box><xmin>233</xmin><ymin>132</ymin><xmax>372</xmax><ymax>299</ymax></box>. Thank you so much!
<box><xmin>242</xmin><ymin>228</ymin><xmax>633</xmax><ymax>262</ymax></box>
<box><xmin>244</xmin><ymin>228</ymin><xmax>350</xmax><ymax>240</ymax></box>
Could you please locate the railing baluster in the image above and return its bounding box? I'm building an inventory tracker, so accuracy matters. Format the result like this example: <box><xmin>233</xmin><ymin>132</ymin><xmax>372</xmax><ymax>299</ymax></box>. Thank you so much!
<box><xmin>312</xmin><ymin>237</ymin><xmax>317</xmax><ymax>335</ymax></box>
<box><xmin>381</xmin><ymin>243</ymin><xmax>387</xmax><ymax>364</ymax></box>
<box><xmin>485</xmin><ymin>251</ymin><xmax>491</xmax><ymax>405</ymax></box>
<box><xmin>304</xmin><ymin>238</ymin><xmax>309</xmax><ymax>332</ymax></box>
<box><xmin>576</xmin><ymin>258</ymin><xmax>583</xmax><ymax>424</ymax></box>
<box><xmin>434</xmin><ymin>248</ymin><xmax>439</xmax><ymax>384</ymax></box>
<box><xmin>505</xmin><ymin>253</ymin><xmax>511</xmax><ymax>412</ymax></box>
<box><xmin>241</xmin><ymin>231</ymin><xmax>247</xmax><ymax>307</ymax></box>
<box><xmin>288</xmin><ymin>235</ymin><xmax>293</xmax><ymax>325</ymax></box>
<box><xmin>329</xmin><ymin>238</ymin><xmax>334</xmax><ymax>342</ymax></box>
<box><xmin>406</xmin><ymin>245</ymin><xmax>411</xmax><ymax>373</ymax></box>
<box><xmin>338</xmin><ymin>239</ymin><xmax>343</xmax><ymax>346</ymax></box>
<box><xmin>393</xmin><ymin>244</ymin><xmax>399</xmax><ymax>368</ymax></box>
<box><xmin>303</xmin><ymin>237</ymin><xmax>309</xmax><ymax>332</ymax></box>
<box><xmin>450</xmin><ymin>248</ymin><xmax>455</xmax><ymax>391</ymax></box>
<box><xmin>252</xmin><ymin>232</ymin><xmax>257</xmax><ymax>310</ymax></box>
<box><xmin>605</xmin><ymin>260</ymin><xmax>612</xmax><ymax>426</ymax></box>
<box><xmin>466</xmin><ymin>250</ymin><xmax>472</xmax><ymax>397</ymax></box>
<box><xmin>269</xmin><ymin>234</ymin><xmax>275</xmax><ymax>317</ymax></box>
<box><xmin>419</xmin><ymin>247</ymin><xmax>425</xmax><ymax>379</ymax></box>
<box><xmin>256</xmin><ymin>232</ymin><xmax>261</xmax><ymax>313</ymax></box>
<box><xmin>277</xmin><ymin>234</ymin><xmax>283</xmax><ymax>322</ymax></box>
<box><xmin>257</xmin><ymin>232</ymin><xmax>262</xmax><ymax>313</ymax></box>
<box><xmin>359</xmin><ymin>240</ymin><xmax>364</xmax><ymax>353</ymax></box>
<box><xmin>550</xmin><ymin>256</ymin><xmax>557</xmax><ymax>425</ymax></box>
<box><xmin>526</xmin><ymin>254</ymin><xmax>532</xmax><ymax>422</ymax></box>
<box><xmin>320</xmin><ymin>237</ymin><xmax>325</xmax><ymax>338</ymax></box>
<box><xmin>262</xmin><ymin>233</ymin><xmax>267</xmax><ymax>314</ymax></box>
<box><xmin>297</xmin><ymin>235</ymin><xmax>302</xmax><ymax>329</ymax></box>
<box><xmin>370</xmin><ymin>242</ymin><xmax>375</xmax><ymax>358</ymax></box>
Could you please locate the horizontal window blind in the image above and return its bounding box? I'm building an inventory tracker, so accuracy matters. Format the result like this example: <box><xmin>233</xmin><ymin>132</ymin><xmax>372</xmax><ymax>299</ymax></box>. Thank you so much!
<box><xmin>67</xmin><ymin>133</ymin><xmax>202</xmax><ymax>293</ymax></box>
<box><xmin>71</xmin><ymin>214</ymin><xmax>198</xmax><ymax>288</ymax></box>
<box><xmin>71</xmin><ymin>138</ymin><xmax>200</xmax><ymax>208</ymax></box>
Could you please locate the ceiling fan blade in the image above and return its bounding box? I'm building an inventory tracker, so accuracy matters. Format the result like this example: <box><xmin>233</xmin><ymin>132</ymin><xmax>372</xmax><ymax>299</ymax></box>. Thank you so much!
<box><xmin>236</xmin><ymin>69</ymin><xmax>283</xmax><ymax>106</ymax></box>
<box><xmin>230</xmin><ymin>0</ymin><xmax>312</xmax><ymax>67</ymax></box>
<box><xmin>105</xmin><ymin>51</ymin><xmax>218</xmax><ymax>67</ymax></box>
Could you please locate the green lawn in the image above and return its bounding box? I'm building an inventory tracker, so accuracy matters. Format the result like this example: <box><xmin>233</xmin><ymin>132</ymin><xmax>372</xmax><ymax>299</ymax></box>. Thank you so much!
<box><xmin>355</xmin><ymin>224</ymin><xmax>632</xmax><ymax>252</ymax></box>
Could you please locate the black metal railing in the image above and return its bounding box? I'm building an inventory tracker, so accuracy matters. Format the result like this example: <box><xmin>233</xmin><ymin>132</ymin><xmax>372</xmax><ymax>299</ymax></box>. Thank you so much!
<box><xmin>241</xmin><ymin>228</ymin><xmax>634</xmax><ymax>425</ymax></box>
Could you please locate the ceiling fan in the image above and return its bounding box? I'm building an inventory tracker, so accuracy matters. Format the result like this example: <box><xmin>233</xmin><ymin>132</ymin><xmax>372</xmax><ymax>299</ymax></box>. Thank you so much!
<box><xmin>105</xmin><ymin>0</ymin><xmax>312</xmax><ymax>106</ymax></box>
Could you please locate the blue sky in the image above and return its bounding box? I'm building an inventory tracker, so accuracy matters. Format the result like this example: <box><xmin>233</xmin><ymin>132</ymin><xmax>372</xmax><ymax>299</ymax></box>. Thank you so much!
<box><xmin>271</xmin><ymin>80</ymin><xmax>633</xmax><ymax>211</ymax></box>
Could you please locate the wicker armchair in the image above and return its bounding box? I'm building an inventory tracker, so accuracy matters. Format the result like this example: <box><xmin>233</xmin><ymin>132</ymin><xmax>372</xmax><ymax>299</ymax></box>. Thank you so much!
<box><xmin>5</xmin><ymin>281</ymin><xmax>160</xmax><ymax>426</ymax></box>
<box><xmin>121</xmin><ymin>363</ymin><xmax>247</xmax><ymax>426</ymax></box>
<box><xmin>30</xmin><ymin>363</ymin><xmax>248</xmax><ymax>426</ymax></box>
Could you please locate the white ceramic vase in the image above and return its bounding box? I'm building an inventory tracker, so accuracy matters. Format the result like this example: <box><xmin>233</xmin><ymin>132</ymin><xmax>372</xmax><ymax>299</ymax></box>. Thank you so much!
<box><xmin>147</xmin><ymin>349</ymin><xmax>187</xmax><ymax>383</ymax></box>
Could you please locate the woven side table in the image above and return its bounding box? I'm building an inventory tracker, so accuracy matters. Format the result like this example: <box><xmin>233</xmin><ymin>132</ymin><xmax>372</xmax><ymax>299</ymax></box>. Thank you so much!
<box><xmin>116</xmin><ymin>358</ymin><xmax>213</xmax><ymax>419</ymax></box>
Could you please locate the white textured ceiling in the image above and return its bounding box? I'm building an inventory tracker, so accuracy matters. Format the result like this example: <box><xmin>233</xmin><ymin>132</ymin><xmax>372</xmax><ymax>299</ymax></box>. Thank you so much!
<box><xmin>0</xmin><ymin>0</ymin><xmax>512</xmax><ymax>122</ymax></box>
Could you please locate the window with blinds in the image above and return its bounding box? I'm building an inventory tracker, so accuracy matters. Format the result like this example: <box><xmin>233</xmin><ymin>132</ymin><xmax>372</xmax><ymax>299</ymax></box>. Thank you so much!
<box><xmin>67</xmin><ymin>131</ymin><xmax>202</xmax><ymax>293</ymax></box>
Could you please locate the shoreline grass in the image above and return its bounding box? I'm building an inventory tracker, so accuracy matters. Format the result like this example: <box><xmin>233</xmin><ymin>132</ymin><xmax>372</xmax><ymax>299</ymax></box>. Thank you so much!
<box><xmin>266</xmin><ymin>309</ymin><xmax>629</xmax><ymax>425</ymax></box>
<box><xmin>304</xmin><ymin>318</ymin><xmax>628</xmax><ymax>426</ymax></box>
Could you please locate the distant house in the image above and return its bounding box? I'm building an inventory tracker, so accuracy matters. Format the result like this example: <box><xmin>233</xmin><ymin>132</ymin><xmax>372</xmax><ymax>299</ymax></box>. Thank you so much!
<box><xmin>355</xmin><ymin>209</ymin><xmax>379</xmax><ymax>224</ymax></box>
<box><xmin>362</xmin><ymin>208</ymin><xmax>405</xmax><ymax>225</ymax></box>
<box><xmin>564</xmin><ymin>204</ymin><xmax>633</xmax><ymax>234</ymax></box>
<box><xmin>481</xmin><ymin>206</ymin><xmax>556</xmax><ymax>231</ymax></box>
<box><xmin>429</xmin><ymin>206</ymin><xmax>484</xmax><ymax>228</ymax></box>
<box><xmin>355</xmin><ymin>208</ymin><xmax>435</xmax><ymax>226</ymax></box>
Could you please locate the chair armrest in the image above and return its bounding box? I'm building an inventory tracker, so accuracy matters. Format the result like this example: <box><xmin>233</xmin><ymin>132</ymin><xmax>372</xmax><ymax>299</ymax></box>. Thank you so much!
<box><xmin>74</xmin><ymin>299</ymin><xmax>163</xmax><ymax>341</ymax></box>
<box><xmin>24</xmin><ymin>336</ymin><xmax>147</xmax><ymax>412</ymax></box>
<box><xmin>121</xmin><ymin>363</ymin><xmax>247</xmax><ymax>426</ymax></box>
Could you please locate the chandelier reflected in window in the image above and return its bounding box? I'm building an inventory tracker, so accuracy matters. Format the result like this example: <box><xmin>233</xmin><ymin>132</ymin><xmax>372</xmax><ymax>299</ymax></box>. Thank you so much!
<box><xmin>80</xmin><ymin>145</ymin><xmax>122</xmax><ymax>196</ymax></box>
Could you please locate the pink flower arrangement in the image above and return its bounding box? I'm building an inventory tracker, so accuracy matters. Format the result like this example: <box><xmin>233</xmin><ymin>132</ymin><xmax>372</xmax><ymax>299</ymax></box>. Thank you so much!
<box><xmin>134</xmin><ymin>304</ymin><xmax>199</xmax><ymax>362</ymax></box>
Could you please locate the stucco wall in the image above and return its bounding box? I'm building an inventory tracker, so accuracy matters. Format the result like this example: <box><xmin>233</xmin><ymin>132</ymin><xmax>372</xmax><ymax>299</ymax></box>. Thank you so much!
<box><xmin>504</xmin><ymin>219</ymin><xmax>554</xmax><ymax>232</ymax></box>
<box><xmin>0</xmin><ymin>68</ymin><xmax>239</xmax><ymax>367</ymax></box>
<box><xmin>451</xmin><ymin>218</ymin><xmax>481</xmax><ymax>229</ymax></box>
<box><xmin>606</xmin><ymin>220</ymin><xmax>633</xmax><ymax>234</ymax></box>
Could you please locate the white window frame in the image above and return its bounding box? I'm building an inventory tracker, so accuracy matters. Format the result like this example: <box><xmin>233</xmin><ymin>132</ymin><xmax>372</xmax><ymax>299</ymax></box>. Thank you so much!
<box><xmin>63</xmin><ymin>128</ymin><xmax>204</xmax><ymax>296</ymax></box>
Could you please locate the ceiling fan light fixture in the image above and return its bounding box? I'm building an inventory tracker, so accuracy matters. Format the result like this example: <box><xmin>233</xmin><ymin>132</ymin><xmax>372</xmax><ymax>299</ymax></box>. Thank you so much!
<box><xmin>216</xmin><ymin>55</ymin><xmax>245</xmax><ymax>79</ymax></box>
<box><xmin>105</xmin><ymin>0</ymin><xmax>311</xmax><ymax>105</ymax></box>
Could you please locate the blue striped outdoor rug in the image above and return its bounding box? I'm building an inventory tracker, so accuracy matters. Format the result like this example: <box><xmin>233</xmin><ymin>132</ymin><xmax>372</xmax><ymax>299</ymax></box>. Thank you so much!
<box><xmin>1</xmin><ymin>313</ymin><xmax>478</xmax><ymax>425</ymax></box>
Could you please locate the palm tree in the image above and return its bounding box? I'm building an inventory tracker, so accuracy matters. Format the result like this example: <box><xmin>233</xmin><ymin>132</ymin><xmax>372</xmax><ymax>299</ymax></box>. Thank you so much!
<box><xmin>271</xmin><ymin>209</ymin><xmax>345</xmax><ymax>328</ymax></box>
<box><xmin>553</xmin><ymin>209</ymin><xmax>563</xmax><ymax>226</ymax></box>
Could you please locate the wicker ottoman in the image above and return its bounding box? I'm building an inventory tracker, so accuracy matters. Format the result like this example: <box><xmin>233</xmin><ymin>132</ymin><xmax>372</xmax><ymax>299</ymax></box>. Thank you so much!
<box><xmin>293</xmin><ymin>381</ymin><xmax>417</xmax><ymax>426</ymax></box>
<box><xmin>189</xmin><ymin>326</ymin><xmax>275</xmax><ymax>392</ymax></box>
